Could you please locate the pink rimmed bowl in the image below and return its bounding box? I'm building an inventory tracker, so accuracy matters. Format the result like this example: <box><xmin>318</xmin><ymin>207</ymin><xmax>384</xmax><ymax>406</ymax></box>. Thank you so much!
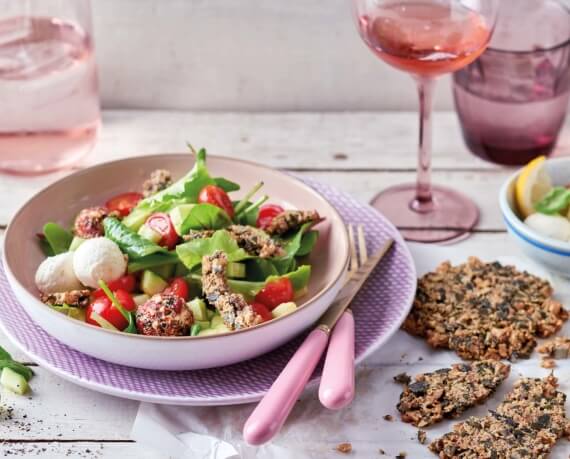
<box><xmin>3</xmin><ymin>154</ymin><xmax>349</xmax><ymax>370</ymax></box>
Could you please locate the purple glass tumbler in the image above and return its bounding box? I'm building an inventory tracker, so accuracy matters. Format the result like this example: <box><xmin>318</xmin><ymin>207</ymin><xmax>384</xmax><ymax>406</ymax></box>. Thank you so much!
<box><xmin>453</xmin><ymin>0</ymin><xmax>570</xmax><ymax>166</ymax></box>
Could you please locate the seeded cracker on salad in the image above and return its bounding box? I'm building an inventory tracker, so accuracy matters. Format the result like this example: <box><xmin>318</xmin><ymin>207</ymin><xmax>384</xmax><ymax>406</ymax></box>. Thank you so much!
<box><xmin>34</xmin><ymin>147</ymin><xmax>323</xmax><ymax>337</ymax></box>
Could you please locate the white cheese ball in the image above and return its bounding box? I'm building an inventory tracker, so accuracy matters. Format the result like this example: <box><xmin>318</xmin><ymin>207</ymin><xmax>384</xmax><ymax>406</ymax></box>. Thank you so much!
<box><xmin>73</xmin><ymin>237</ymin><xmax>127</xmax><ymax>288</ymax></box>
<box><xmin>35</xmin><ymin>252</ymin><xmax>83</xmax><ymax>294</ymax></box>
<box><xmin>525</xmin><ymin>213</ymin><xmax>570</xmax><ymax>242</ymax></box>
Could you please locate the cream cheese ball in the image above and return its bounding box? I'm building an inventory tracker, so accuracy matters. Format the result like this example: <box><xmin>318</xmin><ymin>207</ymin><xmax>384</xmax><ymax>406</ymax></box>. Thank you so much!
<box><xmin>73</xmin><ymin>237</ymin><xmax>127</xmax><ymax>288</ymax></box>
<box><xmin>35</xmin><ymin>252</ymin><xmax>83</xmax><ymax>294</ymax></box>
<box><xmin>525</xmin><ymin>213</ymin><xmax>570</xmax><ymax>242</ymax></box>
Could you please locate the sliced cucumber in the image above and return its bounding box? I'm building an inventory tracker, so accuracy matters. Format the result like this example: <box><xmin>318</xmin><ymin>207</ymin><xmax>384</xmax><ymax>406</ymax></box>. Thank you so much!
<box><xmin>68</xmin><ymin>236</ymin><xmax>85</xmax><ymax>251</ymax></box>
<box><xmin>294</xmin><ymin>286</ymin><xmax>309</xmax><ymax>300</ymax></box>
<box><xmin>210</xmin><ymin>315</ymin><xmax>225</xmax><ymax>329</ymax></box>
<box><xmin>151</xmin><ymin>263</ymin><xmax>175</xmax><ymax>280</ymax></box>
<box><xmin>190</xmin><ymin>323</ymin><xmax>201</xmax><ymax>336</ymax></box>
<box><xmin>133</xmin><ymin>294</ymin><xmax>150</xmax><ymax>306</ymax></box>
<box><xmin>227</xmin><ymin>262</ymin><xmax>246</xmax><ymax>279</ymax></box>
<box><xmin>272</xmin><ymin>302</ymin><xmax>297</xmax><ymax>319</ymax></box>
<box><xmin>1</xmin><ymin>367</ymin><xmax>30</xmax><ymax>395</ymax></box>
<box><xmin>141</xmin><ymin>270</ymin><xmax>168</xmax><ymax>296</ymax></box>
<box><xmin>138</xmin><ymin>224</ymin><xmax>162</xmax><ymax>244</ymax></box>
<box><xmin>195</xmin><ymin>320</ymin><xmax>210</xmax><ymax>330</ymax></box>
<box><xmin>186</xmin><ymin>298</ymin><xmax>208</xmax><ymax>321</ymax></box>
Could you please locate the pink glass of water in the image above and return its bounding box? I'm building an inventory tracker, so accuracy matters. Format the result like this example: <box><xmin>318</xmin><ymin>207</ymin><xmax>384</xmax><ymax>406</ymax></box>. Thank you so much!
<box><xmin>0</xmin><ymin>0</ymin><xmax>100</xmax><ymax>175</ymax></box>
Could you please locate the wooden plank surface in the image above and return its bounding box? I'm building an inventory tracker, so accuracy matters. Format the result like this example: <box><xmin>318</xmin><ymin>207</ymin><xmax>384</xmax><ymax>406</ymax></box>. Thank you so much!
<box><xmin>0</xmin><ymin>110</ymin><xmax>567</xmax><ymax>458</ymax></box>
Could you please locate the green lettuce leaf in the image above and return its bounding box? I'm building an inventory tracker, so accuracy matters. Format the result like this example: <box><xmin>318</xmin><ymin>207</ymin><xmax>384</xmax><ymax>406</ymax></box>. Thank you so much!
<box><xmin>214</xmin><ymin>177</ymin><xmax>240</xmax><ymax>192</ymax></box>
<box><xmin>123</xmin><ymin>148</ymin><xmax>216</xmax><ymax>229</ymax></box>
<box><xmin>176</xmin><ymin>230</ymin><xmax>252</xmax><ymax>271</ymax></box>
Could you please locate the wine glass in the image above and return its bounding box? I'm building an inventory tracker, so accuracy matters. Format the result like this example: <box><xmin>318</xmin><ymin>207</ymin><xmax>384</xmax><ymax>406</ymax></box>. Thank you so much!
<box><xmin>351</xmin><ymin>0</ymin><xmax>499</xmax><ymax>242</ymax></box>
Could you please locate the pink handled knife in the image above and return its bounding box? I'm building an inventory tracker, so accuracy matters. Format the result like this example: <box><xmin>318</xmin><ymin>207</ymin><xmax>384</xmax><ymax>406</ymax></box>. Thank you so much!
<box><xmin>243</xmin><ymin>238</ymin><xmax>394</xmax><ymax>445</ymax></box>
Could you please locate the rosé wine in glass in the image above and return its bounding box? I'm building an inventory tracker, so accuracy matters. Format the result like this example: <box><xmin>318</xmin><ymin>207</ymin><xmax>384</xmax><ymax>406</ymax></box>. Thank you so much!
<box><xmin>0</xmin><ymin>7</ymin><xmax>99</xmax><ymax>175</ymax></box>
<box><xmin>351</xmin><ymin>0</ymin><xmax>498</xmax><ymax>242</ymax></box>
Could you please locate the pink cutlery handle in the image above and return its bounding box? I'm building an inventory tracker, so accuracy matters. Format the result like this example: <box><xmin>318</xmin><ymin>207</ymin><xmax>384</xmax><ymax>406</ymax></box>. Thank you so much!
<box><xmin>243</xmin><ymin>328</ymin><xmax>329</xmax><ymax>445</ymax></box>
<box><xmin>318</xmin><ymin>311</ymin><xmax>355</xmax><ymax>410</ymax></box>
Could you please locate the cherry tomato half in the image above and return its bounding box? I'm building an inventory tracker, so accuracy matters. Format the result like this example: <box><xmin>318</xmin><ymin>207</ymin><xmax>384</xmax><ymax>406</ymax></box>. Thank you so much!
<box><xmin>198</xmin><ymin>185</ymin><xmax>235</xmax><ymax>219</ymax></box>
<box><xmin>251</xmin><ymin>302</ymin><xmax>273</xmax><ymax>323</ymax></box>
<box><xmin>256</xmin><ymin>204</ymin><xmax>284</xmax><ymax>230</ymax></box>
<box><xmin>105</xmin><ymin>192</ymin><xmax>143</xmax><ymax>217</ymax></box>
<box><xmin>146</xmin><ymin>213</ymin><xmax>178</xmax><ymax>249</ymax></box>
<box><xmin>254</xmin><ymin>278</ymin><xmax>294</xmax><ymax>310</ymax></box>
<box><xmin>164</xmin><ymin>277</ymin><xmax>190</xmax><ymax>301</ymax></box>
<box><xmin>93</xmin><ymin>274</ymin><xmax>137</xmax><ymax>299</ymax></box>
<box><xmin>86</xmin><ymin>289</ymin><xmax>135</xmax><ymax>331</ymax></box>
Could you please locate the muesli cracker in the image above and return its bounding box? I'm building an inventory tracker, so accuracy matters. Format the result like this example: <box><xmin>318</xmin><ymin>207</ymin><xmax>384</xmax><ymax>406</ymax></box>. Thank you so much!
<box><xmin>430</xmin><ymin>375</ymin><xmax>570</xmax><ymax>459</ymax></box>
<box><xmin>403</xmin><ymin>257</ymin><xmax>568</xmax><ymax>360</ymax></box>
<box><xmin>397</xmin><ymin>360</ymin><xmax>510</xmax><ymax>427</ymax></box>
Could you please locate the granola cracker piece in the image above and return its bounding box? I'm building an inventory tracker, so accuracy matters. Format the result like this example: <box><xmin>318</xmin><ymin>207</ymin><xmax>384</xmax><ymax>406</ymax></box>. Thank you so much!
<box><xmin>265</xmin><ymin>210</ymin><xmax>321</xmax><ymax>236</ymax></box>
<box><xmin>397</xmin><ymin>360</ymin><xmax>510</xmax><ymax>427</ymax></box>
<box><xmin>202</xmin><ymin>251</ymin><xmax>262</xmax><ymax>330</ymax></box>
<box><xmin>41</xmin><ymin>289</ymin><xmax>91</xmax><ymax>308</ymax></box>
<box><xmin>404</xmin><ymin>257</ymin><xmax>568</xmax><ymax>360</ymax></box>
<box><xmin>430</xmin><ymin>375</ymin><xmax>570</xmax><ymax>459</ymax></box>
<box><xmin>142</xmin><ymin>169</ymin><xmax>172</xmax><ymax>197</ymax></box>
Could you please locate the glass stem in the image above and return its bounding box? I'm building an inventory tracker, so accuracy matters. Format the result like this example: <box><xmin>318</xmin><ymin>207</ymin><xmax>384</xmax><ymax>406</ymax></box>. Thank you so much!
<box><xmin>413</xmin><ymin>76</ymin><xmax>436</xmax><ymax>212</ymax></box>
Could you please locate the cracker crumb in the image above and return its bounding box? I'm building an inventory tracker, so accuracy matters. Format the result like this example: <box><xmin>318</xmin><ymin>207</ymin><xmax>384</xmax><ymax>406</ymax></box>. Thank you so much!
<box><xmin>378</xmin><ymin>449</ymin><xmax>385</xmax><ymax>455</ymax></box>
<box><xmin>417</xmin><ymin>430</ymin><xmax>427</xmax><ymax>445</ymax></box>
<box><xmin>393</xmin><ymin>372</ymin><xmax>411</xmax><ymax>385</ymax></box>
<box><xmin>383</xmin><ymin>414</ymin><xmax>394</xmax><ymax>421</ymax></box>
<box><xmin>541</xmin><ymin>357</ymin><xmax>556</xmax><ymax>369</ymax></box>
<box><xmin>335</xmin><ymin>442</ymin><xmax>352</xmax><ymax>454</ymax></box>
<box><xmin>538</xmin><ymin>336</ymin><xmax>570</xmax><ymax>359</ymax></box>
<box><xmin>396</xmin><ymin>452</ymin><xmax>407</xmax><ymax>459</ymax></box>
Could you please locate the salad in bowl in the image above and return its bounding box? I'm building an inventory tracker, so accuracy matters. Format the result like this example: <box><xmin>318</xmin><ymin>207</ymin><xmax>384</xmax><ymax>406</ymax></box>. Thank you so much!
<box><xmin>34</xmin><ymin>147</ymin><xmax>322</xmax><ymax>338</ymax></box>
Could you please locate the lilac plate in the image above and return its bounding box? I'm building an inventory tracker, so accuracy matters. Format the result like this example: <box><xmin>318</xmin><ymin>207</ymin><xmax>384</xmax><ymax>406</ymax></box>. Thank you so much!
<box><xmin>0</xmin><ymin>178</ymin><xmax>416</xmax><ymax>406</ymax></box>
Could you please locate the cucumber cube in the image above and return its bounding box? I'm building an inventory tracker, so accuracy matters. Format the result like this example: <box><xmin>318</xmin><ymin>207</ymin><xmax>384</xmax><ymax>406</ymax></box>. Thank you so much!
<box><xmin>271</xmin><ymin>302</ymin><xmax>297</xmax><ymax>319</ymax></box>
<box><xmin>138</xmin><ymin>224</ymin><xmax>162</xmax><ymax>244</ymax></box>
<box><xmin>141</xmin><ymin>270</ymin><xmax>168</xmax><ymax>296</ymax></box>
<box><xmin>210</xmin><ymin>315</ymin><xmax>225</xmax><ymax>329</ymax></box>
<box><xmin>1</xmin><ymin>367</ymin><xmax>30</xmax><ymax>395</ymax></box>
<box><xmin>151</xmin><ymin>263</ymin><xmax>175</xmax><ymax>280</ymax></box>
<box><xmin>186</xmin><ymin>298</ymin><xmax>208</xmax><ymax>321</ymax></box>
<box><xmin>195</xmin><ymin>320</ymin><xmax>211</xmax><ymax>330</ymax></box>
<box><xmin>190</xmin><ymin>323</ymin><xmax>201</xmax><ymax>336</ymax></box>
<box><xmin>227</xmin><ymin>262</ymin><xmax>246</xmax><ymax>278</ymax></box>
<box><xmin>169</xmin><ymin>204</ymin><xmax>195</xmax><ymax>236</ymax></box>
<box><xmin>133</xmin><ymin>294</ymin><xmax>150</xmax><ymax>307</ymax></box>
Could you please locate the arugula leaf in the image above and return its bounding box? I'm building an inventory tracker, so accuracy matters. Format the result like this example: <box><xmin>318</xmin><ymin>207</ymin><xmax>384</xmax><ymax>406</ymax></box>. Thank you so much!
<box><xmin>173</xmin><ymin>203</ymin><xmax>232</xmax><ymax>235</ymax></box>
<box><xmin>123</xmin><ymin>148</ymin><xmax>216</xmax><ymax>229</ymax></box>
<box><xmin>42</xmin><ymin>222</ymin><xmax>73</xmax><ymax>255</ymax></box>
<box><xmin>103</xmin><ymin>217</ymin><xmax>168</xmax><ymax>259</ymax></box>
<box><xmin>535</xmin><ymin>187</ymin><xmax>570</xmax><ymax>215</ymax></box>
<box><xmin>176</xmin><ymin>230</ymin><xmax>252</xmax><ymax>271</ymax></box>
<box><xmin>214</xmin><ymin>177</ymin><xmax>240</xmax><ymax>192</ymax></box>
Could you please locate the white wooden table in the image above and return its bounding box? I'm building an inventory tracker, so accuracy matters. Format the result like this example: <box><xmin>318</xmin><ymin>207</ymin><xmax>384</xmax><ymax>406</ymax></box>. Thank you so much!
<box><xmin>0</xmin><ymin>110</ymin><xmax>568</xmax><ymax>458</ymax></box>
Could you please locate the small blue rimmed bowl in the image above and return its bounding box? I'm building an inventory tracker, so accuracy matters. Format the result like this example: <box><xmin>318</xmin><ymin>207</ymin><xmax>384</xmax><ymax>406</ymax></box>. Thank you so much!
<box><xmin>499</xmin><ymin>157</ymin><xmax>570</xmax><ymax>278</ymax></box>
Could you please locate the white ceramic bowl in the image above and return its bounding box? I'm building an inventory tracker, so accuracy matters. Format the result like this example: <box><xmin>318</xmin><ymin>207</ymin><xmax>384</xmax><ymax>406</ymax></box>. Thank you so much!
<box><xmin>3</xmin><ymin>154</ymin><xmax>349</xmax><ymax>370</ymax></box>
<box><xmin>499</xmin><ymin>157</ymin><xmax>570</xmax><ymax>277</ymax></box>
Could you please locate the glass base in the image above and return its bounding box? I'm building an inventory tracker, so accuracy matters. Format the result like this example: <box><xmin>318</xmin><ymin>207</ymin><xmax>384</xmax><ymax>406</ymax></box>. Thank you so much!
<box><xmin>371</xmin><ymin>183</ymin><xmax>479</xmax><ymax>243</ymax></box>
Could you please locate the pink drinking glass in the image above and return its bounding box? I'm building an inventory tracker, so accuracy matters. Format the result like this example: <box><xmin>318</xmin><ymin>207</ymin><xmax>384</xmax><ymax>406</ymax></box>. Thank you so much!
<box><xmin>454</xmin><ymin>0</ymin><xmax>570</xmax><ymax>166</ymax></box>
<box><xmin>0</xmin><ymin>0</ymin><xmax>100</xmax><ymax>175</ymax></box>
<box><xmin>350</xmin><ymin>0</ymin><xmax>499</xmax><ymax>242</ymax></box>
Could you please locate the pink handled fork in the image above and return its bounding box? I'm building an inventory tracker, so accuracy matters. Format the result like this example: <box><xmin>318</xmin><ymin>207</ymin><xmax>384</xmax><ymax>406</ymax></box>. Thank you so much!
<box><xmin>243</xmin><ymin>227</ymin><xmax>392</xmax><ymax>445</ymax></box>
<box><xmin>319</xmin><ymin>224</ymin><xmax>368</xmax><ymax>410</ymax></box>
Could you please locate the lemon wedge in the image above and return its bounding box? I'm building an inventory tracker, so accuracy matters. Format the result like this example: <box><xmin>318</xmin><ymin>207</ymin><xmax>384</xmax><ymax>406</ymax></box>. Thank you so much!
<box><xmin>515</xmin><ymin>156</ymin><xmax>552</xmax><ymax>218</ymax></box>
